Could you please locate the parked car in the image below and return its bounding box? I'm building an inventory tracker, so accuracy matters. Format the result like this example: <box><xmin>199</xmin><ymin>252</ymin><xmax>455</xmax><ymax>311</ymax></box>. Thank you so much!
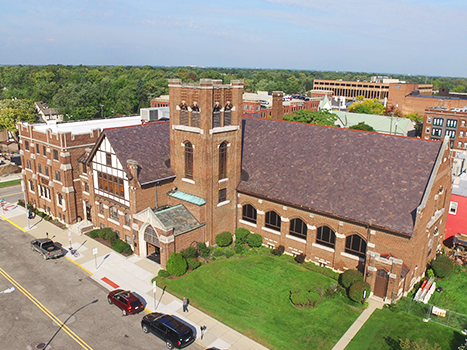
<box><xmin>30</xmin><ymin>238</ymin><xmax>64</xmax><ymax>260</ymax></box>
<box><xmin>107</xmin><ymin>289</ymin><xmax>143</xmax><ymax>316</ymax></box>
<box><xmin>141</xmin><ymin>312</ymin><xmax>195</xmax><ymax>349</ymax></box>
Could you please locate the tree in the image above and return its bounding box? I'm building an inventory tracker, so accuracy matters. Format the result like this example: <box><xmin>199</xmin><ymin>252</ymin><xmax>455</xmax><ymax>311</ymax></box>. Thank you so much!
<box><xmin>348</xmin><ymin>99</ymin><xmax>385</xmax><ymax>115</ymax></box>
<box><xmin>0</xmin><ymin>99</ymin><xmax>37</xmax><ymax>143</ymax></box>
<box><xmin>349</xmin><ymin>122</ymin><xmax>375</xmax><ymax>132</ymax></box>
<box><xmin>283</xmin><ymin>110</ymin><xmax>337</xmax><ymax>126</ymax></box>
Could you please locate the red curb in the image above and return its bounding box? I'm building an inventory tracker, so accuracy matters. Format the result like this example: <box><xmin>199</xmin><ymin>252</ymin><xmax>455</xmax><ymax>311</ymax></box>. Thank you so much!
<box><xmin>101</xmin><ymin>277</ymin><xmax>119</xmax><ymax>289</ymax></box>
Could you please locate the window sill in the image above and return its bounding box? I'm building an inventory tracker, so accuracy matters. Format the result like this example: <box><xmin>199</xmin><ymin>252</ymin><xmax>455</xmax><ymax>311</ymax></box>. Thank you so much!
<box><xmin>108</xmin><ymin>218</ymin><xmax>120</xmax><ymax>225</ymax></box>
<box><xmin>182</xmin><ymin>178</ymin><xmax>195</xmax><ymax>184</ymax></box>
<box><xmin>218</xmin><ymin>178</ymin><xmax>228</xmax><ymax>183</ymax></box>
<box><xmin>123</xmin><ymin>225</ymin><xmax>131</xmax><ymax>231</ymax></box>
<box><xmin>312</xmin><ymin>242</ymin><xmax>335</xmax><ymax>253</ymax></box>
<box><xmin>286</xmin><ymin>234</ymin><xmax>306</xmax><ymax>243</ymax></box>
<box><xmin>261</xmin><ymin>226</ymin><xmax>281</xmax><ymax>235</ymax></box>
<box><xmin>239</xmin><ymin>219</ymin><xmax>257</xmax><ymax>228</ymax></box>
<box><xmin>98</xmin><ymin>214</ymin><xmax>105</xmax><ymax>219</ymax></box>
<box><xmin>340</xmin><ymin>252</ymin><xmax>364</xmax><ymax>261</ymax></box>
<box><xmin>217</xmin><ymin>200</ymin><xmax>230</xmax><ymax>207</ymax></box>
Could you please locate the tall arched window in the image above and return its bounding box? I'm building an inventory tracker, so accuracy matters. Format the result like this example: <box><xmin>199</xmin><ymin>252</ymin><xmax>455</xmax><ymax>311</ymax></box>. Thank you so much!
<box><xmin>219</xmin><ymin>141</ymin><xmax>228</xmax><ymax>180</ymax></box>
<box><xmin>289</xmin><ymin>218</ymin><xmax>307</xmax><ymax>240</ymax></box>
<box><xmin>345</xmin><ymin>234</ymin><xmax>367</xmax><ymax>258</ymax></box>
<box><xmin>184</xmin><ymin>141</ymin><xmax>193</xmax><ymax>179</ymax></box>
<box><xmin>242</xmin><ymin>204</ymin><xmax>257</xmax><ymax>224</ymax></box>
<box><xmin>265</xmin><ymin>211</ymin><xmax>281</xmax><ymax>231</ymax></box>
<box><xmin>316</xmin><ymin>226</ymin><xmax>336</xmax><ymax>249</ymax></box>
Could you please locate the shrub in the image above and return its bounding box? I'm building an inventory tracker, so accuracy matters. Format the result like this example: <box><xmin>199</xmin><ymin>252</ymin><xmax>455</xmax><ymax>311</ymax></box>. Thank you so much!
<box><xmin>339</xmin><ymin>269</ymin><xmax>364</xmax><ymax>289</ymax></box>
<box><xmin>324</xmin><ymin>284</ymin><xmax>344</xmax><ymax>298</ymax></box>
<box><xmin>215</xmin><ymin>231</ymin><xmax>233</xmax><ymax>247</ymax></box>
<box><xmin>188</xmin><ymin>258</ymin><xmax>201</xmax><ymax>270</ymax></box>
<box><xmin>166</xmin><ymin>253</ymin><xmax>188</xmax><ymax>277</ymax></box>
<box><xmin>290</xmin><ymin>290</ymin><xmax>321</xmax><ymax>308</ymax></box>
<box><xmin>213</xmin><ymin>247</ymin><xmax>224</xmax><ymax>257</ymax></box>
<box><xmin>247</xmin><ymin>233</ymin><xmax>263</xmax><ymax>248</ymax></box>
<box><xmin>272</xmin><ymin>245</ymin><xmax>285</xmax><ymax>256</ymax></box>
<box><xmin>17</xmin><ymin>199</ymin><xmax>25</xmax><ymax>207</ymax></box>
<box><xmin>198</xmin><ymin>242</ymin><xmax>211</xmax><ymax>258</ymax></box>
<box><xmin>225</xmin><ymin>249</ymin><xmax>235</xmax><ymax>258</ymax></box>
<box><xmin>38</xmin><ymin>211</ymin><xmax>45</xmax><ymax>218</ymax></box>
<box><xmin>111</xmin><ymin>239</ymin><xmax>132</xmax><ymax>254</ymax></box>
<box><xmin>44</xmin><ymin>216</ymin><xmax>51</xmax><ymax>221</ymax></box>
<box><xmin>158</xmin><ymin>269</ymin><xmax>170</xmax><ymax>278</ymax></box>
<box><xmin>432</xmin><ymin>258</ymin><xmax>453</xmax><ymax>279</ymax></box>
<box><xmin>101</xmin><ymin>228</ymin><xmax>117</xmax><ymax>241</ymax></box>
<box><xmin>295</xmin><ymin>253</ymin><xmax>306</xmax><ymax>264</ymax></box>
<box><xmin>89</xmin><ymin>229</ymin><xmax>100</xmax><ymax>238</ymax></box>
<box><xmin>348</xmin><ymin>280</ymin><xmax>371</xmax><ymax>302</ymax></box>
<box><xmin>181</xmin><ymin>246</ymin><xmax>198</xmax><ymax>259</ymax></box>
<box><xmin>235</xmin><ymin>228</ymin><xmax>250</xmax><ymax>244</ymax></box>
<box><xmin>426</xmin><ymin>268</ymin><xmax>435</xmax><ymax>279</ymax></box>
<box><xmin>234</xmin><ymin>243</ymin><xmax>245</xmax><ymax>255</ymax></box>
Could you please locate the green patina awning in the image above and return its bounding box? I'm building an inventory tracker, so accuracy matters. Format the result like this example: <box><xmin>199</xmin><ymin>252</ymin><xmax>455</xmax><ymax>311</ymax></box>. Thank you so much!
<box><xmin>168</xmin><ymin>190</ymin><xmax>206</xmax><ymax>206</ymax></box>
<box><xmin>154</xmin><ymin>204</ymin><xmax>205</xmax><ymax>236</ymax></box>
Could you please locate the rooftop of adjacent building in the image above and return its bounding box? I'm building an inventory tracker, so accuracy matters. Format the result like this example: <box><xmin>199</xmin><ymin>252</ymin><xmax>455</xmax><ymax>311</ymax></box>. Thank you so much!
<box><xmin>19</xmin><ymin>115</ymin><xmax>142</xmax><ymax>136</ymax></box>
<box><xmin>333</xmin><ymin>111</ymin><xmax>415</xmax><ymax>136</ymax></box>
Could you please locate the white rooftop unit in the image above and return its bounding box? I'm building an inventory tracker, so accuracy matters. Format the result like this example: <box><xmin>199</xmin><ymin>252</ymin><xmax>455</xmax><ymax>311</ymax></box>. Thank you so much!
<box><xmin>140</xmin><ymin>107</ymin><xmax>170</xmax><ymax>122</ymax></box>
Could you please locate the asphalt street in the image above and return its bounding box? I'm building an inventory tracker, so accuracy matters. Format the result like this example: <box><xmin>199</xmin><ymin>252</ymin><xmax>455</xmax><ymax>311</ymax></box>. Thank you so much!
<box><xmin>0</xmin><ymin>219</ymin><xmax>202</xmax><ymax>350</ymax></box>
<box><xmin>0</xmin><ymin>184</ymin><xmax>23</xmax><ymax>208</ymax></box>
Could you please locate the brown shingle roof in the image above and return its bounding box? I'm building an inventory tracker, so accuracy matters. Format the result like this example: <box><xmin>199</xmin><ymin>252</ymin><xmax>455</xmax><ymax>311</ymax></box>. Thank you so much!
<box><xmin>104</xmin><ymin>122</ymin><xmax>174</xmax><ymax>185</ymax></box>
<box><xmin>238</xmin><ymin>117</ymin><xmax>442</xmax><ymax>236</ymax></box>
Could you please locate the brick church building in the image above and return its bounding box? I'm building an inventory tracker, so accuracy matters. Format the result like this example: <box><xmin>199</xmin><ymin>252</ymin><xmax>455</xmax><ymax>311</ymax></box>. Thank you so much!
<box><xmin>20</xmin><ymin>78</ymin><xmax>452</xmax><ymax>302</ymax></box>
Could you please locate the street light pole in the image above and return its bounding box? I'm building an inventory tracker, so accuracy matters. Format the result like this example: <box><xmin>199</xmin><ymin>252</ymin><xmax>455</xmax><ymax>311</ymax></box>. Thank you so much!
<box><xmin>21</xmin><ymin>180</ymin><xmax>30</xmax><ymax>230</ymax></box>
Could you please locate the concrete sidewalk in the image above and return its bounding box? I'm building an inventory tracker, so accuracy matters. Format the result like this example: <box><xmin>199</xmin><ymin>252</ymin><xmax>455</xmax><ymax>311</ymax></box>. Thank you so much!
<box><xmin>1</xmin><ymin>201</ymin><xmax>269</xmax><ymax>350</ymax></box>
<box><xmin>332</xmin><ymin>297</ymin><xmax>384</xmax><ymax>350</ymax></box>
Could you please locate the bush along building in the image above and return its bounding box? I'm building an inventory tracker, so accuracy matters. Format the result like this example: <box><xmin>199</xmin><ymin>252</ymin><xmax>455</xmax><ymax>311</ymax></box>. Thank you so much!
<box><xmin>22</xmin><ymin>79</ymin><xmax>451</xmax><ymax>302</ymax></box>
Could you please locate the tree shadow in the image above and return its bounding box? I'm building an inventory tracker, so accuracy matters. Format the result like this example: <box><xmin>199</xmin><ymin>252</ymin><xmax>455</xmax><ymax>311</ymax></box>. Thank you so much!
<box><xmin>384</xmin><ymin>336</ymin><xmax>402</xmax><ymax>350</ymax></box>
<box><xmin>450</xmin><ymin>330</ymin><xmax>465</xmax><ymax>350</ymax></box>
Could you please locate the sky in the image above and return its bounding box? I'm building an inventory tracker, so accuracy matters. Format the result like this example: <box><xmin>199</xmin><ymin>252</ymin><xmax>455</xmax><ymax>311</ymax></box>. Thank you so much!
<box><xmin>1</xmin><ymin>0</ymin><xmax>467</xmax><ymax>78</ymax></box>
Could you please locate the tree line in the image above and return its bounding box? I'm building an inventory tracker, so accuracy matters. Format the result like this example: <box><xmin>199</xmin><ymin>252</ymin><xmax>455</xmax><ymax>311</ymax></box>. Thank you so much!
<box><xmin>0</xmin><ymin>65</ymin><xmax>465</xmax><ymax>139</ymax></box>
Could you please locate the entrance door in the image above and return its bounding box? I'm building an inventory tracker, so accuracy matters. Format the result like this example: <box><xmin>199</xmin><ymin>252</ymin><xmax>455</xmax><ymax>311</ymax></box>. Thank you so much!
<box><xmin>85</xmin><ymin>203</ymin><xmax>92</xmax><ymax>222</ymax></box>
<box><xmin>146</xmin><ymin>243</ymin><xmax>161</xmax><ymax>264</ymax></box>
<box><xmin>374</xmin><ymin>269</ymin><xmax>389</xmax><ymax>298</ymax></box>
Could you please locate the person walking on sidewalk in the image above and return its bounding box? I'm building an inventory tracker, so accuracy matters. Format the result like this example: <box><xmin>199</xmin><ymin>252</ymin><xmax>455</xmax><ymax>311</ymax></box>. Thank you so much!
<box><xmin>183</xmin><ymin>297</ymin><xmax>188</xmax><ymax>312</ymax></box>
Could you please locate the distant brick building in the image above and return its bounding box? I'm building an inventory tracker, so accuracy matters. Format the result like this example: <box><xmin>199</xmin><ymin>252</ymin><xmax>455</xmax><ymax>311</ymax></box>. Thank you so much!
<box><xmin>18</xmin><ymin>117</ymin><xmax>142</xmax><ymax>224</ymax></box>
<box><xmin>81</xmin><ymin>79</ymin><xmax>451</xmax><ymax>302</ymax></box>
<box><xmin>423</xmin><ymin>106</ymin><xmax>467</xmax><ymax>151</ymax></box>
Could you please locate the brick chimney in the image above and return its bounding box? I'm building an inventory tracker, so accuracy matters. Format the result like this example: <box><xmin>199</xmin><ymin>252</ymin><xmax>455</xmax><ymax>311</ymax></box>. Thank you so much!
<box><xmin>272</xmin><ymin>91</ymin><xmax>284</xmax><ymax>120</ymax></box>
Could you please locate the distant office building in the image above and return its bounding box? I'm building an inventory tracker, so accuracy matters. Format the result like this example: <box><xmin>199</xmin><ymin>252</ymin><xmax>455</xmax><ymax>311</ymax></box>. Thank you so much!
<box><xmin>423</xmin><ymin>106</ymin><xmax>467</xmax><ymax>151</ymax></box>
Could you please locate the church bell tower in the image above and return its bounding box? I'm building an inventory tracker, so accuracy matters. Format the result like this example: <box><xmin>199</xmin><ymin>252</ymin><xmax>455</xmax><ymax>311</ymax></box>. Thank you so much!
<box><xmin>168</xmin><ymin>79</ymin><xmax>244</xmax><ymax>245</ymax></box>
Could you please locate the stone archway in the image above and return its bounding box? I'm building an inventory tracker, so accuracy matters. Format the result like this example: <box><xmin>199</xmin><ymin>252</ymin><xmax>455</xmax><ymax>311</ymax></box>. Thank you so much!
<box><xmin>374</xmin><ymin>269</ymin><xmax>389</xmax><ymax>298</ymax></box>
<box><xmin>145</xmin><ymin>225</ymin><xmax>160</xmax><ymax>263</ymax></box>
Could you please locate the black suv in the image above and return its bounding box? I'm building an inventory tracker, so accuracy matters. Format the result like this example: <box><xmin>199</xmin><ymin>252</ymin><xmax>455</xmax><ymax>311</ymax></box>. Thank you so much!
<box><xmin>141</xmin><ymin>312</ymin><xmax>195</xmax><ymax>349</ymax></box>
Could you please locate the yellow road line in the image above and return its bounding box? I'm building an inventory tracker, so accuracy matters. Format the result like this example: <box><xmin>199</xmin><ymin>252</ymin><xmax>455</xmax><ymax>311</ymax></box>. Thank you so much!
<box><xmin>2</xmin><ymin>191</ymin><xmax>23</xmax><ymax>198</ymax></box>
<box><xmin>0</xmin><ymin>267</ymin><xmax>94</xmax><ymax>350</ymax></box>
<box><xmin>1</xmin><ymin>216</ymin><xmax>26</xmax><ymax>232</ymax></box>
<box><xmin>66</xmin><ymin>256</ymin><xmax>94</xmax><ymax>275</ymax></box>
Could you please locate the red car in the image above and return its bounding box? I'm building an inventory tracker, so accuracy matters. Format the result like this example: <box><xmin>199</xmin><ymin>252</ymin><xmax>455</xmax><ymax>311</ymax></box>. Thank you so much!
<box><xmin>107</xmin><ymin>289</ymin><xmax>144</xmax><ymax>316</ymax></box>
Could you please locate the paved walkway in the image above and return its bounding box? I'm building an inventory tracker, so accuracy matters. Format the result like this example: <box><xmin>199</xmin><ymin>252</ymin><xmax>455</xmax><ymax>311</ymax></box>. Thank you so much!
<box><xmin>0</xmin><ymin>201</ymin><xmax>269</xmax><ymax>350</ymax></box>
<box><xmin>332</xmin><ymin>297</ymin><xmax>385</xmax><ymax>350</ymax></box>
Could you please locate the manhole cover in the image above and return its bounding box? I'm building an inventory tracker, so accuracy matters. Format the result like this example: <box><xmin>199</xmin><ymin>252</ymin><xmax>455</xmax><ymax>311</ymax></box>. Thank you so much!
<box><xmin>36</xmin><ymin>344</ymin><xmax>45</xmax><ymax>349</ymax></box>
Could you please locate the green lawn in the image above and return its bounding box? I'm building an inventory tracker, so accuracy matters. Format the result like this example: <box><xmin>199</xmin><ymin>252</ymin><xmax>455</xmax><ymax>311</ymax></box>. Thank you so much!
<box><xmin>0</xmin><ymin>179</ymin><xmax>21</xmax><ymax>189</ymax></box>
<box><xmin>156</xmin><ymin>254</ymin><xmax>363</xmax><ymax>350</ymax></box>
<box><xmin>346</xmin><ymin>306</ymin><xmax>464</xmax><ymax>350</ymax></box>
<box><xmin>429</xmin><ymin>266</ymin><xmax>467</xmax><ymax>314</ymax></box>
